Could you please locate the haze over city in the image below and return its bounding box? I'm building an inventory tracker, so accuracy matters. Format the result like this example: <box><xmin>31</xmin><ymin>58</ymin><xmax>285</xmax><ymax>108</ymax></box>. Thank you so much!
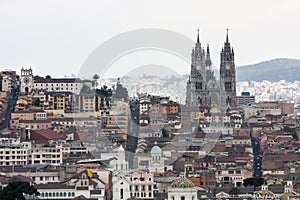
<box><xmin>1</xmin><ymin>1</ymin><xmax>300</xmax><ymax>200</ymax></box>
<box><xmin>1</xmin><ymin>0</ymin><xmax>300</xmax><ymax>77</ymax></box>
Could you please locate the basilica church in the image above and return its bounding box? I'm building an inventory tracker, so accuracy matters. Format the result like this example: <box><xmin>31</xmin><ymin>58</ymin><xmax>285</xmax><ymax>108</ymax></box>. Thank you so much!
<box><xmin>186</xmin><ymin>30</ymin><xmax>237</xmax><ymax>111</ymax></box>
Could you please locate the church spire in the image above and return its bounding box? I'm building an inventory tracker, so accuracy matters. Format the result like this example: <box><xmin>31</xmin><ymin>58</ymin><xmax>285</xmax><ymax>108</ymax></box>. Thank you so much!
<box><xmin>226</xmin><ymin>28</ymin><xmax>229</xmax><ymax>44</ymax></box>
<box><xmin>205</xmin><ymin>43</ymin><xmax>212</xmax><ymax>66</ymax></box>
<box><xmin>197</xmin><ymin>29</ymin><xmax>200</xmax><ymax>43</ymax></box>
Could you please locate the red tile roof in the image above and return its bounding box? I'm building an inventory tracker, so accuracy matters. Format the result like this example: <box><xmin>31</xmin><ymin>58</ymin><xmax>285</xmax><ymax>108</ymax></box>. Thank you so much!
<box><xmin>31</xmin><ymin>129</ymin><xmax>65</xmax><ymax>140</ymax></box>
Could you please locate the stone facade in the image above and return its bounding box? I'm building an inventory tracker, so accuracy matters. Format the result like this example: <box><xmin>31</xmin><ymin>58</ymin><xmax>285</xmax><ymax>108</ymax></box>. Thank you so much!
<box><xmin>186</xmin><ymin>30</ymin><xmax>237</xmax><ymax>110</ymax></box>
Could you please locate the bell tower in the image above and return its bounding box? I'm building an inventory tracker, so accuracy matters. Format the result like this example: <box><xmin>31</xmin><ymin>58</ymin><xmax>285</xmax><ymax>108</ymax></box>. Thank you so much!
<box><xmin>20</xmin><ymin>67</ymin><xmax>34</xmax><ymax>94</ymax></box>
<box><xmin>220</xmin><ymin>29</ymin><xmax>236</xmax><ymax>108</ymax></box>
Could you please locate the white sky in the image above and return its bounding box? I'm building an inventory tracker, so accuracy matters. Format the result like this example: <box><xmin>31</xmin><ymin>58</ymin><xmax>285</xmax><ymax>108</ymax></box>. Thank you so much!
<box><xmin>0</xmin><ymin>0</ymin><xmax>300</xmax><ymax>78</ymax></box>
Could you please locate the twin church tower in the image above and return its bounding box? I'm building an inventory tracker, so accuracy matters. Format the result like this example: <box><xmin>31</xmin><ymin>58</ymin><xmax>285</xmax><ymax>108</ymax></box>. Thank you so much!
<box><xmin>186</xmin><ymin>30</ymin><xmax>237</xmax><ymax>110</ymax></box>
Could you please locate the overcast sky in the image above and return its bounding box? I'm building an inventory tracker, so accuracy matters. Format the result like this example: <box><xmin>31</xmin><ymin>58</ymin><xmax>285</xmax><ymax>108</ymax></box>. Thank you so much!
<box><xmin>0</xmin><ymin>0</ymin><xmax>299</xmax><ymax>78</ymax></box>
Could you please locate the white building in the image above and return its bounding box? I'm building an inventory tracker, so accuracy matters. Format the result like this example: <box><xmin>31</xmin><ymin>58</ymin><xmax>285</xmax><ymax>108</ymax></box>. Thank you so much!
<box><xmin>167</xmin><ymin>177</ymin><xmax>197</xmax><ymax>200</ymax></box>
<box><xmin>36</xmin><ymin>170</ymin><xmax>106</xmax><ymax>200</ymax></box>
<box><xmin>112</xmin><ymin>170</ymin><xmax>131</xmax><ymax>200</ymax></box>
<box><xmin>130</xmin><ymin>170</ymin><xmax>154</xmax><ymax>199</ymax></box>
<box><xmin>137</xmin><ymin>142</ymin><xmax>172</xmax><ymax>173</ymax></box>
<box><xmin>101</xmin><ymin>145</ymin><xmax>129</xmax><ymax>171</ymax></box>
<box><xmin>215</xmin><ymin>166</ymin><xmax>245</xmax><ymax>187</ymax></box>
<box><xmin>148</xmin><ymin>142</ymin><xmax>165</xmax><ymax>173</ymax></box>
<box><xmin>29</xmin><ymin>146</ymin><xmax>63</xmax><ymax>166</ymax></box>
<box><xmin>0</xmin><ymin>143</ymin><xmax>29</xmax><ymax>166</ymax></box>
<box><xmin>0</xmin><ymin>75</ymin><xmax>13</xmax><ymax>92</ymax></box>
<box><xmin>20</xmin><ymin>68</ymin><xmax>93</xmax><ymax>95</ymax></box>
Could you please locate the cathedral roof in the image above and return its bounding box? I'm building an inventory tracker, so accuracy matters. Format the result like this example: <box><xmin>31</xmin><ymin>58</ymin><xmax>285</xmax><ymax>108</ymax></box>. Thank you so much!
<box><xmin>170</xmin><ymin>177</ymin><xmax>195</xmax><ymax>188</ymax></box>
<box><xmin>150</xmin><ymin>142</ymin><xmax>162</xmax><ymax>154</ymax></box>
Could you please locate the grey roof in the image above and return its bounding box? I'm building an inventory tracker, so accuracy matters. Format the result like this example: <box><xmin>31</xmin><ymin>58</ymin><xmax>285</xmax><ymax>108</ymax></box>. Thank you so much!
<box><xmin>268</xmin><ymin>184</ymin><xmax>285</xmax><ymax>194</ymax></box>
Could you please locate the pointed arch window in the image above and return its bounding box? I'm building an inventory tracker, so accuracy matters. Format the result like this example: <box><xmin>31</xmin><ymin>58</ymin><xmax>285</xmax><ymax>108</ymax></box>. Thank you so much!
<box><xmin>226</xmin><ymin>96</ymin><xmax>232</xmax><ymax>104</ymax></box>
<box><xmin>225</xmin><ymin>70</ymin><xmax>231</xmax><ymax>77</ymax></box>
<box><xmin>195</xmin><ymin>81</ymin><xmax>202</xmax><ymax>90</ymax></box>
<box><xmin>198</xmin><ymin>97</ymin><xmax>202</xmax><ymax>105</ymax></box>
<box><xmin>225</xmin><ymin>82</ymin><xmax>232</xmax><ymax>90</ymax></box>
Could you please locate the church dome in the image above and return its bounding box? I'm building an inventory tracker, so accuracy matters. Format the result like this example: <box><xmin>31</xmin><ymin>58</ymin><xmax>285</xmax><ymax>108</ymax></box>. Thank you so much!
<box><xmin>170</xmin><ymin>177</ymin><xmax>195</xmax><ymax>188</ymax></box>
<box><xmin>150</xmin><ymin>142</ymin><xmax>162</xmax><ymax>154</ymax></box>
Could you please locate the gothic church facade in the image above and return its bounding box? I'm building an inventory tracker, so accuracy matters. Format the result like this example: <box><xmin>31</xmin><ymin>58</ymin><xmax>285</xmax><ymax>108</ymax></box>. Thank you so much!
<box><xmin>186</xmin><ymin>30</ymin><xmax>237</xmax><ymax>110</ymax></box>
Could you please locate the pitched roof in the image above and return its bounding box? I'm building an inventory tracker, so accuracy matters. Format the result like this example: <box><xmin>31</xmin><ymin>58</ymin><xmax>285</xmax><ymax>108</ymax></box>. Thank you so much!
<box><xmin>31</xmin><ymin>129</ymin><xmax>65</xmax><ymax>140</ymax></box>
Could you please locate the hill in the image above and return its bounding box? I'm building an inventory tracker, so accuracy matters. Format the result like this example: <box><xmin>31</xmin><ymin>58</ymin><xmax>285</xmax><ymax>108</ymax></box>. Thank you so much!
<box><xmin>236</xmin><ymin>58</ymin><xmax>300</xmax><ymax>82</ymax></box>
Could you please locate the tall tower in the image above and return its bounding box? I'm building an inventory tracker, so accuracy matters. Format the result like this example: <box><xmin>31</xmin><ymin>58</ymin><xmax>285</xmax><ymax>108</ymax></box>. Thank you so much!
<box><xmin>20</xmin><ymin>67</ymin><xmax>34</xmax><ymax>94</ymax></box>
<box><xmin>220</xmin><ymin>29</ymin><xmax>237</xmax><ymax>108</ymax></box>
<box><xmin>186</xmin><ymin>30</ymin><xmax>207</xmax><ymax>108</ymax></box>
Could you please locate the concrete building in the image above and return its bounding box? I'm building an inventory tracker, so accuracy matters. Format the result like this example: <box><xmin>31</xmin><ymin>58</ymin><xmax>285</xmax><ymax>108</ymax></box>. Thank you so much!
<box><xmin>0</xmin><ymin>143</ymin><xmax>29</xmax><ymax>166</ymax></box>
<box><xmin>29</xmin><ymin>144</ymin><xmax>63</xmax><ymax>166</ymax></box>
<box><xmin>237</xmin><ymin>92</ymin><xmax>255</xmax><ymax>106</ymax></box>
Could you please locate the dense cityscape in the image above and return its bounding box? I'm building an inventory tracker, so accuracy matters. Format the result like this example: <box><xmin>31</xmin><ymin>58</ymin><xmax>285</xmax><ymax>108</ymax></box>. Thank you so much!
<box><xmin>0</xmin><ymin>27</ymin><xmax>299</xmax><ymax>200</ymax></box>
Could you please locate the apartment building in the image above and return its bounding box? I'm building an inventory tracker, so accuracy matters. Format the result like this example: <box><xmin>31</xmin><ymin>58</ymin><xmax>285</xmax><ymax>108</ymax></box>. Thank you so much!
<box><xmin>215</xmin><ymin>166</ymin><xmax>251</xmax><ymax>187</ymax></box>
<box><xmin>34</xmin><ymin>91</ymin><xmax>74</xmax><ymax>112</ymax></box>
<box><xmin>0</xmin><ymin>70</ymin><xmax>17</xmax><ymax>92</ymax></box>
<box><xmin>0</xmin><ymin>142</ymin><xmax>31</xmax><ymax>166</ymax></box>
<box><xmin>29</xmin><ymin>145</ymin><xmax>63</xmax><ymax>166</ymax></box>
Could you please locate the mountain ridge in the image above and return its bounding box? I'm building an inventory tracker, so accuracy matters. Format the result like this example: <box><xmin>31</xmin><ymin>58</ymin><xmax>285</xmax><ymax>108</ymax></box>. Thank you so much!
<box><xmin>236</xmin><ymin>58</ymin><xmax>300</xmax><ymax>82</ymax></box>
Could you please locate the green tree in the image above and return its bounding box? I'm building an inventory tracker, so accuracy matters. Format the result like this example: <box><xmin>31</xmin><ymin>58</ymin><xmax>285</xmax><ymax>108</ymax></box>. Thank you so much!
<box><xmin>0</xmin><ymin>181</ymin><xmax>39</xmax><ymax>200</ymax></box>
<box><xmin>96</xmin><ymin>85</ymin><xmax>112</xmax><ymax>97</ymax></box>
<box><xmin>243</xmin><ymin>177</ymin><xmax>265</xmax><ymax>191</ymax></box>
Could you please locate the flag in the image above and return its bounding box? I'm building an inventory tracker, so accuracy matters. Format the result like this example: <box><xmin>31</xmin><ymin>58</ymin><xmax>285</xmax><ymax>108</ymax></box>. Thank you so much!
<box><xmin>87</xmin><ymin>169</ymin><xmax>93</xmax><ymax>179</ymax></box>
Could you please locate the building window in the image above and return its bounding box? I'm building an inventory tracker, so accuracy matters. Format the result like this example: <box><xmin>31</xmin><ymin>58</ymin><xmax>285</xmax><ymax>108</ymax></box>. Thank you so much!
<box><xmin>225</xmin><ymin>81</ymin><xmax>232</xmax><ymax>90</ymax></box>
<box><xmin>195</xmin><ymin>81</ymin><xmax>202</xmax><ymax>90</ymax></box>
<box><xmin>120</xmin><ymin>188</ymin><xmax>124</xmax><ymax>199</ymax></box>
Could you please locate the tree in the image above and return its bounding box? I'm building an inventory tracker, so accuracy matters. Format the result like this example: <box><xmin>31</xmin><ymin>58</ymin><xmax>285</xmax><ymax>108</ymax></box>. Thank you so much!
<box><xmin>229</xmin><ymin>187</ymin><xmax>240</xmax><ymax>197</ymax></box>
<box><xmin>96</xmin><ymin>85</ymin><xmax>112</xmax><ymax>97</ymax></box>
<box><xmin>0</xmin><ymin>181</ymin><xmax>39</xmax><ymax>200</ymax></box>
<box><xmin>113</xmin><ymin>78</ymin><xmax>129</xmax><ymax>101</ymax></box>
<box><xmin>243</xmin><ymin>177</ymin><xmax>265</xmax><ymax>191</ymax></box>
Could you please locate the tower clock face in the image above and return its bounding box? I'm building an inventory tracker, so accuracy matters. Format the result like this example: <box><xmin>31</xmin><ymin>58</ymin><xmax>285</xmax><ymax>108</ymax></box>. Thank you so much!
<box><xmin>24</xmin><ymin>77</ymin><xmax>30</xmax><ymax>84</ymax></box>
<box><xmin>225</xmin><ymin>64</ymin><xmax>231</xmax><ymax>70</ymax></box>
